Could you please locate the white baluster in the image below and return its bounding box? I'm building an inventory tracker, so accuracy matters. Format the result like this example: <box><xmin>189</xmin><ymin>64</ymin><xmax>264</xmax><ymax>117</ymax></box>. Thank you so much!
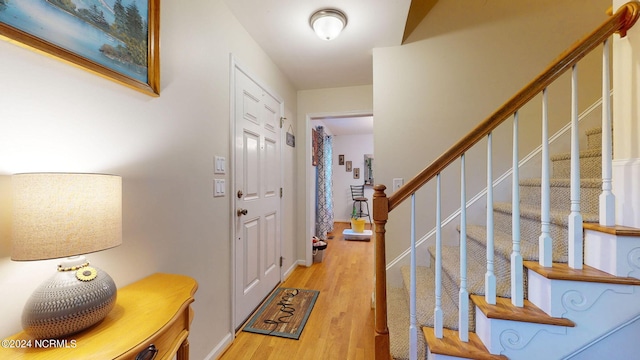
<box><xmin>569</xmin><ymin>64</ymin><xmax>584</xmax><ymax>269</ymax></box>
<box><xmin>459</xmin><ymin>154</ymin><xmax>469</xmax><ymax>342</ymax></box>
<box><xmin>511</xmin><ymin>111</ymin><xmax>524</xmax><ymax>307</ymax></box>
<box><xmin>434</xmin><ymin>174</ymin><xmax>443</xmax><ymax>338</ymax></box>
<box><xmin>410</xmin><ymin>194</ymin><xmax>417</xmax><ymax>360</ymax></box>
<box><xmin>539</xmin><ymin>88</ymin><xmax>553</xmax><ymax>267</ymax></box>
<box><xmin>600</xmin><ymin>38</ymin><xmax>615</xmax><ymax>226</ymax></box>
<box><xmin>485</xmin><ymin>133</ymin><xmax>496</xmax><ymax>305</ymax></box>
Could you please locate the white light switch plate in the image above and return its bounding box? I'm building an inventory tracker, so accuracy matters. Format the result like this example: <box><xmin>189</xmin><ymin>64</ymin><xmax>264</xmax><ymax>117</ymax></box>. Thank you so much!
<box><xmin>393</xmin><ymin>178</ymin><xmax>404</xmax><ymax>192</ymax></box>
<box><xmin>214</xmin><ymin>156</ymin><xmax>226</xmax><ymax>174</ymax></box>
<box><xmin>214</xmin><ymin>179</ymin><xmax>225</xmax><ymax>197</ymax></box>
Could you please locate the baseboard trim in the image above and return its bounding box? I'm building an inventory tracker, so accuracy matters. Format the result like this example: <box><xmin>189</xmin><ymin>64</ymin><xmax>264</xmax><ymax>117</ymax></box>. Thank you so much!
<box><xmin>205</xmin><ymin>331</ymin><xmax>233</xmax><ymax>360</ymax></box>
<box><xmin>283</xmin><ymin>260</ymin><xmax>300</xmax><ymax>280</ymax></box>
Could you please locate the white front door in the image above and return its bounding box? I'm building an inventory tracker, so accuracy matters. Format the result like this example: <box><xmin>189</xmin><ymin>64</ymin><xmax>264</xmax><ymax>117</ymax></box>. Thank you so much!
<box><xmin>233</xmin><ymin>66</ymin><xmax>282</xmax><ymax>328</ymax></box>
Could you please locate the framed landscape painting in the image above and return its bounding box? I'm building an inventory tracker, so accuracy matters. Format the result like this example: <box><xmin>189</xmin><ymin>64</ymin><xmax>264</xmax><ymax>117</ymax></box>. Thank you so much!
<box><xmin>0</xmin><ymin>0</ymin><xmax>160</xmax><ymax>96</ymax></box>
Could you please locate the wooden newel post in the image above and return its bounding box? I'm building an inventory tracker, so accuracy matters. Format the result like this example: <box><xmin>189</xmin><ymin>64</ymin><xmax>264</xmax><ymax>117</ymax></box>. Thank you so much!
<box><xmin>373</xmin><ymin>184</ymin><xmax>391</xmax><ymax>360</ymax></box>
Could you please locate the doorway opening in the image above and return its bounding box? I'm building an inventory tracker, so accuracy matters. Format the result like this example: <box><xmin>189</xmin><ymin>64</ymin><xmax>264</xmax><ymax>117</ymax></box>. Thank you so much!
<box><xmin>306</xmin><ymin>113</ymin><xmax>374</xmax><ymax>265</ymax></box>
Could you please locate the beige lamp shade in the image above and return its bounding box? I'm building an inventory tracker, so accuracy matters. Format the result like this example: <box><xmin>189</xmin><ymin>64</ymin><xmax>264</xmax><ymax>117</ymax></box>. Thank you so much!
<box><xmin>12</xmin><ymin>173</ymin><xmax>122</xmax><ymax>261</ymax></box>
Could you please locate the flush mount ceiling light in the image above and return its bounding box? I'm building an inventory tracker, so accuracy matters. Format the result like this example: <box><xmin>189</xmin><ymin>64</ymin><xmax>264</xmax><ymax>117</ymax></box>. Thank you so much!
<box><xmin>310</xmin><ymin>9</ymin><xmax>348</xmax><ymax>41</ymax></box>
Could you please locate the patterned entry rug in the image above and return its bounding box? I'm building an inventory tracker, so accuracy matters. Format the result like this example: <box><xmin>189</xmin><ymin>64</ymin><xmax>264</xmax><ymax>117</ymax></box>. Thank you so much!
<box><xmin>243</xmin><ymin>287</ymin><xmax>319</xmax><ymax>340</ymax></box>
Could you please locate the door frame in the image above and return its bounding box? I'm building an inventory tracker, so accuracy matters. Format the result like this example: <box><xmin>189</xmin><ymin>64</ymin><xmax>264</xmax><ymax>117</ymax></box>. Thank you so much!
<box><xmin>229</xmin><ymin>55</ymin><xmax>285</xmax><ymax>333</ymax></box>
<box><xmin>304</xmin><ymin>110</ymin><xmax>373</xmax><ymax>266</ymax></box>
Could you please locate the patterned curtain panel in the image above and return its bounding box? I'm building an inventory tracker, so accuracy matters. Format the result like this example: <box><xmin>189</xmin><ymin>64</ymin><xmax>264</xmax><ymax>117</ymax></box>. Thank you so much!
<box><xmin>315</xmin><ymin>126</ymin><xmax>334</xmax><ymax>239</ymax></box>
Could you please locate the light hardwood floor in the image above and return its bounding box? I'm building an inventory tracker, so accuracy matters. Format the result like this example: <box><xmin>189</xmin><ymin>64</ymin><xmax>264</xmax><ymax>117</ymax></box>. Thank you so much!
<box><xmin>219</xmin><ymin>222</ymin><xmax>375</xmax><ymax>360</ymax></box>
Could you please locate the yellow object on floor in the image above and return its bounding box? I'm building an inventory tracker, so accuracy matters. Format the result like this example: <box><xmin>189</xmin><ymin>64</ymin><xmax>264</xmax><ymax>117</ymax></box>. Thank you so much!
<box><xmin>351</xmin><ymin>218</ymin><xmax>366</xmax><ymax>233</ymax></box>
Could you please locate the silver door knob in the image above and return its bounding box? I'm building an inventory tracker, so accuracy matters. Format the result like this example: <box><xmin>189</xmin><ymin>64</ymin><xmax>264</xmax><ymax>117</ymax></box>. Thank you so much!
<box><xmin>237</xmin><ymin>208</ymin><xmax>248</xmax><ymax>216</ymax></box>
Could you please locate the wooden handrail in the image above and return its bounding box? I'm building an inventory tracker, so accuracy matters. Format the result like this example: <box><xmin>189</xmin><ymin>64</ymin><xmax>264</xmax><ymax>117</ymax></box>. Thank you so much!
<box><xmin>387</xmin><ymin>1</ymin><xmax>640</xmax><ymax>212</ymax></box>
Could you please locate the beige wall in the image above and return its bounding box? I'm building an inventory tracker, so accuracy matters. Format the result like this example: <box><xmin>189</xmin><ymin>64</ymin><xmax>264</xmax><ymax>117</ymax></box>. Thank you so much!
<box><xmin>373</xmin><ymin>0</ymin><xmax>611</xmax><ymax>263</ymax></box>
<box><xmin>297</xmin><ymin>85</ymin><xmax>373</xmax><ymax>264</ymax></box>
<box><xmin>0</xmin><ymin>1</ymin><xmax>297</xmax><ymax>359</ymax></box>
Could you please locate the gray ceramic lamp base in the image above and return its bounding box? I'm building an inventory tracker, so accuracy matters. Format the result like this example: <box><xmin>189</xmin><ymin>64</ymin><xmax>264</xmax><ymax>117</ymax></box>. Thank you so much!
<box><xmin>22</xmin><ymin>263</ymin><xmax>117</xmax><ymax>339</ymax></box>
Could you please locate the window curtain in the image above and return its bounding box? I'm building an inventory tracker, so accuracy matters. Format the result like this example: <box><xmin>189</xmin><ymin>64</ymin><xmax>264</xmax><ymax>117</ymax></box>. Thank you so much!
<box><xmin>315</xmin><ymin>126</ymin><xmax>334</xmax><ymax>239</ymax></box>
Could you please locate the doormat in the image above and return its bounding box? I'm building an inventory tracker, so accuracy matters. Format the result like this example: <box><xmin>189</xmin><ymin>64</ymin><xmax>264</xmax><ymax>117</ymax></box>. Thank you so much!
<box><xmin>243</xmin><ymin>287</ymin><xmax>319</xmax><ymax>340</ymax></box>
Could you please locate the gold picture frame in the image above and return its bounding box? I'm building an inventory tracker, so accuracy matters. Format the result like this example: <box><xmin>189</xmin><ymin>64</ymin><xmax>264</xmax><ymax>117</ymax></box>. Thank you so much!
<box><xmin>0</xmin><ymin>0</ymin><xmax>160</xmax><ymax>97</ymax></box>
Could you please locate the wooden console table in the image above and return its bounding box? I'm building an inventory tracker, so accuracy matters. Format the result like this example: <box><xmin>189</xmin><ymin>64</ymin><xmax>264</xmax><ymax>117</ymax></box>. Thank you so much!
<box><xmin>0</xmin><ymin>273</ymin><xmax>198</xmax><ymax>360</ymax></box>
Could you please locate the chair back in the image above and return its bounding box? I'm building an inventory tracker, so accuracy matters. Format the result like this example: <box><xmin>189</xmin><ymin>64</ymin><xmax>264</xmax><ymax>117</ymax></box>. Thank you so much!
<box><xmin>350</xmin><ymin>185</ymin><xmax>365</xmax><ymax>200</ymax></box>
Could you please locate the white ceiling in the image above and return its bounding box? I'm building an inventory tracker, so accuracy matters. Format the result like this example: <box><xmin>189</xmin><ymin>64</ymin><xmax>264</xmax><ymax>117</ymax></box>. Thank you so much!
<box><xmin>224</xmin><ymin>0</ymin><xmax>412</xmax><ymax>90</ymax></box>
<box><xmin>312</xmin><ymin>116</ymin><xmax>374</xmax><ymax>136</ymax></box>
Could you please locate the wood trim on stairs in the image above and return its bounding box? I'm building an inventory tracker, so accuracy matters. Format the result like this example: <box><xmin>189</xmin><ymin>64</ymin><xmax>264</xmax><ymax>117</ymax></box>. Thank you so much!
<box><xmin>523</xmin><ymin>261</ymin><xmax>640</xmax><ymax>285</ymax></box>
<box><xmin>423</xmin><ymin>327</ymin><xmax>508</xmax><ymax>360</ymax></box>
<box><xmin>471</xmin><ymin>295</ymin><xmax>575</xmax><ymax>327</ymax></box>
<box><xmin>583</xmin><ymin>222</ymin><xmax>640</xmax><ymax>236</ymax></box>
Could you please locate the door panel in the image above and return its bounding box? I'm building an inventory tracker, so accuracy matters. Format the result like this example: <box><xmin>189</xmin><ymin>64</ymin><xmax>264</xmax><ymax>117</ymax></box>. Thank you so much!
<box><xmin>264</xmin><ymin>212</ymin><xmax>277</xmax><ymax>274</ymax></box>
<box><xmin>243</xmin><ymin>131</ymin><xmax>260</xmax><ymax>201</ymax></box>
<box><xmin>242</xmin><ymin>217</ymin><xmax>260</xmax><ymax>293</ymax></box>
<box><xmin>243</xmin><ymin>90</ymin><xmax>260</xmax><ymax>125</ymax></box>
<box><xmin>234</xmin><ymin>67</ymin><xmax>282</xmax><ymax>328</ymax></box>
<box><xmin>264</xmin><ymin>137</ymin><xmax>277</xmax><ymax>198</ymax></box>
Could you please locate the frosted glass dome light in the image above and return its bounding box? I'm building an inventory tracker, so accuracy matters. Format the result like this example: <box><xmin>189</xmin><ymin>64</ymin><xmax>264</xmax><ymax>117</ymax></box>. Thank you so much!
<box><xmin>310</xmin><ymin>9</ymin><xmax>348</xmax><ymax>41</ymax></box>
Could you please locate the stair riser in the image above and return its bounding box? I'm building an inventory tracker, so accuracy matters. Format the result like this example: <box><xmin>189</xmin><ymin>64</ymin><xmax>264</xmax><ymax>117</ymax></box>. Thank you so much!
<box><xmin>584</xmin><ymin>230</ymin><xmax>640</xmax><ymax>278</ymax></box>
<box><xmin>552</xmin><ymin>155</ymin><xmax>601</xmax><ymax>178</ymax></box>
<box><xmin>587</xmin><ymin>130</ymin><xmax>602</xmax><ymax>150</ymax></box>
<box><xmin>494</xmin><ymin>209</ymin><xmax>569</xmax><ymax>263</ymax></box>
<box><xmin>519</xmin><ymin>184</ymin><xmax>601</xmax><ymax>215</ymax></box>
<box><xmin>475</xmin><ymin>307</ymin><xmax>568</xmax><ymax>357</ymax></box>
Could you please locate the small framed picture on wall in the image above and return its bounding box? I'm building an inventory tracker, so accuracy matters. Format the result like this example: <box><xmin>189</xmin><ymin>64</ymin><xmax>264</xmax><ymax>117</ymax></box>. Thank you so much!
<box><xmin>346</xmin><ymin>161</ymin><xmax>352</xmax><ymax>172</ymax></box>
<box><xmin>339</xmin><ymin>154</ymin><xmax>344</xmax><ymax>165</ymax></box>
<box><xmin>354</xmin><ymin>168</ymin><xmax>360</xmax><ymax>179</ymax></box>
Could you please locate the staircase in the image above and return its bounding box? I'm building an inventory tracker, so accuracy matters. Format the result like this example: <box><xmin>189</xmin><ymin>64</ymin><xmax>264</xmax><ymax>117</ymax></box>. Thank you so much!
<box><xmin>372</xmin><ymin>3</ymin><xmax>640</xmax><ymax>360</ymax></box>
<box><xmin>387</xmin><ymin>125</ymin><xmax>640</xmax><ymax>359</ymax></box>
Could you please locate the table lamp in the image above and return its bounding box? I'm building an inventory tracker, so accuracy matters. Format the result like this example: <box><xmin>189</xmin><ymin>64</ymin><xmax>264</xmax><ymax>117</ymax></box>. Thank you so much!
<box><xmin>11</xmin><ymin>173</ymin><xmax>122</xmax><ymax>339</ymax></box>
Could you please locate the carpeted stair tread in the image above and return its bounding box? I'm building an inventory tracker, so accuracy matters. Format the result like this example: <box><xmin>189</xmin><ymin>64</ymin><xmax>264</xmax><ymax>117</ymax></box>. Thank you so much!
<box><xmin>433</xmin><ymin>243</ymin><xmax>512</xmax><ymax>299</ymax></box>
<box><xmin>519</xmin><ymin>178</ymin><xmax>602</xmax><ymax>187</ymax></box>
<box><xmin>388</xmin><ymin>286</ymin><xmax>427</xmax><ymax>360</ymax></box>
<box><xmin>494</xmin><ymin>201</ymin><xmax>599</xmax><ymax>225</ymax></box>
<box><xmin>550</xmin><ymin>148</ymin><xmax>602</xmax><ymax>161</ymax></box>
<box><xmin>400</xmin><ymin>266</ymin><xmax>459</xmax><ymax>330</ymax></box>
<box><xmin>585</xmin><ymin>127</ymin><xmax>602</xmax><ymax>136</ymax></box>
<box><xmin>466</xmin><ymin>224</ymin><xmax>539</xmax><ymax>262</ymax></box>
<box><xmin>518</xmin><ymin>178</ymin><xmax>602</xmax><ymax>215</ymax></box>
<box><xmin>551</xmin><ymin>148</ymin><xmax>602</xmax><ymax>178</ymax></box>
